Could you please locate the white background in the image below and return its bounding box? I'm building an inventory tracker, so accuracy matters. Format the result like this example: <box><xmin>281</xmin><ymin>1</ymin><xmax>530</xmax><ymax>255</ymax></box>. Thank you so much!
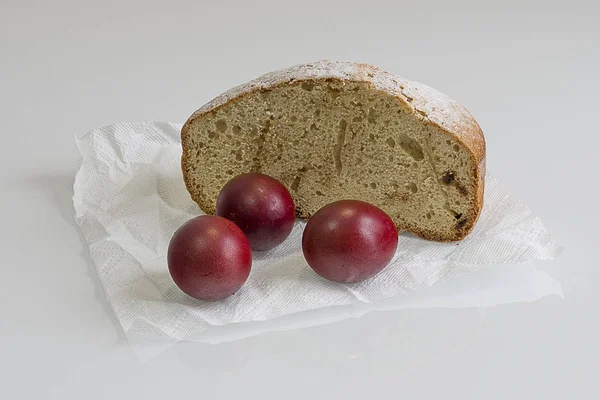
<box><xmin>1</xmin><ymin>0</ymin><xmax>598</xmax><ymax>398</ymax></box>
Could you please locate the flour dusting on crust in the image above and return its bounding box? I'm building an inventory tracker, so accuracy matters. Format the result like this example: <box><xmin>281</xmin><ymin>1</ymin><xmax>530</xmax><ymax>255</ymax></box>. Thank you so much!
<box><xmin>186</xmin><ymin>60</ymin><xmax>484</xmax><ymax>158</ymax></box>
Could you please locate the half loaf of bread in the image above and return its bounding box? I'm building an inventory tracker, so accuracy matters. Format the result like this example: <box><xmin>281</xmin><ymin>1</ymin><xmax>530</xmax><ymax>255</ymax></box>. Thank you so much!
<box><xmin>181</xmin><ymin>61</ymin><xmax>485</xmax><ymax>241</ymax></box>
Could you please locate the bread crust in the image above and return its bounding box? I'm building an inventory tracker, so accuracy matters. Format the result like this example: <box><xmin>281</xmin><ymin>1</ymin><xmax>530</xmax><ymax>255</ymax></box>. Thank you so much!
<box><xmin>182</xmin><ymin>61</ymin><xmax>485</xmax><ymax>241</ymax></box>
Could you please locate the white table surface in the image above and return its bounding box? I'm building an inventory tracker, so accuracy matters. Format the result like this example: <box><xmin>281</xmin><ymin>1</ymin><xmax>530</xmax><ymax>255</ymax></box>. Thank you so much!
<box><xmin>1</xmin><ymin>0</ymin><xmax>598</xmax><ymax>398</ymax></box>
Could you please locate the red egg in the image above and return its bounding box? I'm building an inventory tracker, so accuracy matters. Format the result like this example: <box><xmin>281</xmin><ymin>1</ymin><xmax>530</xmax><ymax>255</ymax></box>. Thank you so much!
<box><xmin>302</xmin><ymin>200</ymin><xmax>398</xmax><ymax>283</ymax></box>
<box><xmin>216</xmin><ymin>173</ymin><xmax>295</xmax><ymax>251</ymax></box>
<box><xmin>167</xmin><ymin>215</ymin><xmax>252</xmax><ymax>301</ymax></box>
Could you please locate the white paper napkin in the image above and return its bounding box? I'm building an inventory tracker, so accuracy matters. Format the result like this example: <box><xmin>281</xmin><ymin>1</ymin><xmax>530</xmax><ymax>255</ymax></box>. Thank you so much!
<box><xmin>73</xmin><ymin>122</ymin><xmax>562</xmax><ymax>346</ymax></box>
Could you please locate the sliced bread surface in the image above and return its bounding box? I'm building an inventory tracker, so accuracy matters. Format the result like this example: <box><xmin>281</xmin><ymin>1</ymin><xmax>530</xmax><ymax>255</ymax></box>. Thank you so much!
<box><xmin>181</xmin><ymin>61</ymin><xmax>486</xmax><ymax>241</ymax></box>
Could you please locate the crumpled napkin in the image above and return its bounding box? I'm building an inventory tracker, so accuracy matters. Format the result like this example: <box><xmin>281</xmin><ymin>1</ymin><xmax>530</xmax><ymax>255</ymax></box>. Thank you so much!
<box><xmin>73</xmin><ymin>122</ymin><xmax>562</xmax><ymax>346</ymax></box>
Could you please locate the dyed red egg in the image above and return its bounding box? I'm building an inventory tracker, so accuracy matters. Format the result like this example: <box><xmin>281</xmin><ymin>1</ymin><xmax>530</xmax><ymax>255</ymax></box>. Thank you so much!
<box><xmin>302</xmin><ymin>200</ymin><xmax>398</xmax><ymax>283</ymax></box>
<box><xmin>216</xmin><ymin>173</ymin><xmax>295</xmax><ymax>251</ymax></box>
<box><xmin>168</xmin><ymin>215</ymin><xmax>252</xmax><ymax>301</ymax></box>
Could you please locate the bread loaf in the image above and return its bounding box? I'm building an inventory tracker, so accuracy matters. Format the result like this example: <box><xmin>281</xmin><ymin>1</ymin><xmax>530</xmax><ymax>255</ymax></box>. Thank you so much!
<box><xmin>181</xmin><ymin>61</ymin><xmax>486</xmax><ymax>241</ymax></box>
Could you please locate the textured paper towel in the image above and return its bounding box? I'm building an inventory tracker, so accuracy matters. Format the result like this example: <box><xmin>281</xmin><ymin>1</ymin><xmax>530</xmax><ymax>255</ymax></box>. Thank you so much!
<box><xmin>73</xmin><ymin>122</ymin><xmax>562</xmax><ymax>343</ymax></box>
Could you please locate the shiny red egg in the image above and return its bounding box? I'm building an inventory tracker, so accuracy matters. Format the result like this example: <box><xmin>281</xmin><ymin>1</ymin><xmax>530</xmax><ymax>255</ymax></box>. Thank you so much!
<box><xmin>216</xmin><ymin>173</ymin><xmax>295</xmax><ymax>251</ymax></box>
<box><xmin>168</xmin><ymin>215</ymin><xmax>252</xmax><ymax>301</ymax></box>
<box><xmin>302</xmin><ymin>200</ymin><xmax>398</xmax><ymax>283</ymax></box>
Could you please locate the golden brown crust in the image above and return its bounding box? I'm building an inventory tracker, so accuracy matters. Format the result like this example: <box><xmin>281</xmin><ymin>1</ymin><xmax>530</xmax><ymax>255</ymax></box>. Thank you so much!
<box><xmin>181</xmin><ymin>61</ymin><xmax>486</xmax><ymax>242</ymax></box>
